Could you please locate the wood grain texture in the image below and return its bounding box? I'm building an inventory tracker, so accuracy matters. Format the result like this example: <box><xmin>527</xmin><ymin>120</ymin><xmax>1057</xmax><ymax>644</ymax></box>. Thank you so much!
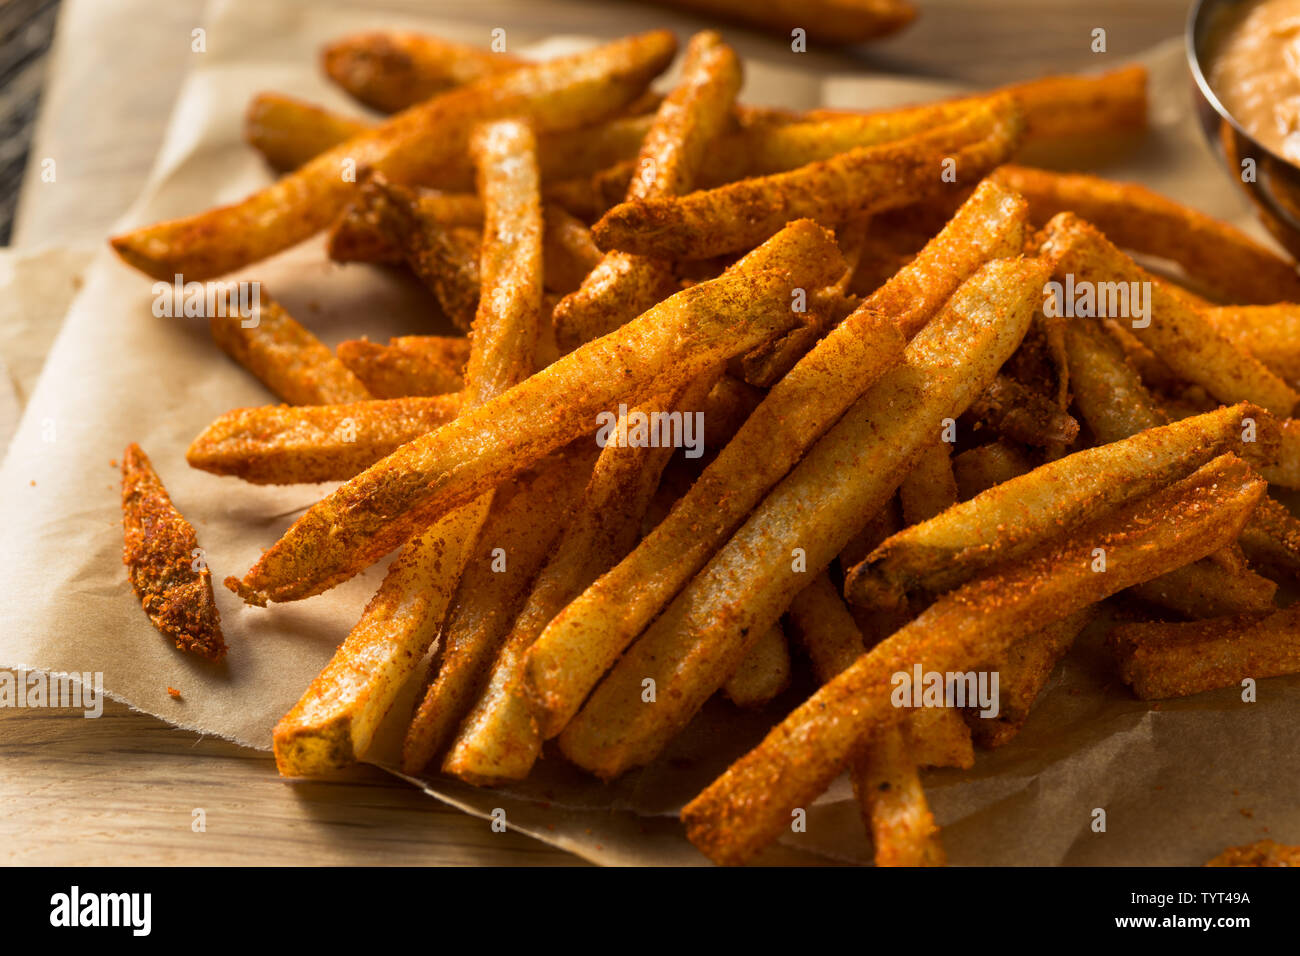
<box><xmin>0</xmin><ymin>0</ymin><xmax>1185</xmax><ymax>865</ymax></box>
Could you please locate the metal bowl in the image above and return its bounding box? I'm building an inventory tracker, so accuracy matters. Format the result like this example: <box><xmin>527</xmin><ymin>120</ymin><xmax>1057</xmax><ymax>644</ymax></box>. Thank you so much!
<box><xmin>1188</xmin><ymin>0</ymin><xmax>1300</xmax><ymax>260</ymax></box>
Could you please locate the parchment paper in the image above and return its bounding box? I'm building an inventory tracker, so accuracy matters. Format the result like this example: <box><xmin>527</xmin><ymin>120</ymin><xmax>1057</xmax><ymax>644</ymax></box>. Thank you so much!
<box><xmin>1</xmin><ymin>0</ymin><xmax>1296</xmax><ymax>866</ymax></box>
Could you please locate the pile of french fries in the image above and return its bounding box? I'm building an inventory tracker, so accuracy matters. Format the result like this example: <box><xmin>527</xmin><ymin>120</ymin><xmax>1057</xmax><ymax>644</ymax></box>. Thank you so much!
<box><xmin>113</xmin><ymin>27</ymin><xmax>1300</xmax><ymax>866</ymax></box>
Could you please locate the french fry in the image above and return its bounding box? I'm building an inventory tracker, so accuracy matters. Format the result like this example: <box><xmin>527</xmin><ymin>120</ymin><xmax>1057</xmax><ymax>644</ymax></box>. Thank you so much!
<box><xmin>542</xmin><ymin>204</ymin><xmax>604</xmax><ymax>296</ymax></box>
<box><xmin>1204</xmin><ymin>304</ymin><xmax>1300</xmax><ymax>385</ymax></box>
<box><xmin>786</xmin><ymin>572</ymin><xmax>945</xmax><ymax>866</ymax></box>
<box><xmin>271</xmin><ymin>116</ymin><xmax>545</xmax><ymax>775</ymax></box>
<box><xmin>230</xmin><ymin>224</ymin><xmax>840</xmax><ymax>605</ymax></box>
<box><xmin>683</xmin><ymin>454</ymin><xmax>1265</xmax><ymax>865</ymax></box>
<box><xmin>336</xmin><ymin>335</ymin><xmax>469</xmax><ymax>398</ymax></box>
<box><xmin>554</xmin><ymin>32</ymin><xmax>743</xmax><ymax>351</ymax></box>
<box><xmin>967</xmin><ymin>373</ymin><xmax>1079</xmax><ymax>449</ymax></box>
<box><xmin>640</xmin><ymin>0</ymin><xmax>915</xmax><ymax>45</ymax></box>
<box><xmin>1063</xmin><ymin>319</ymin><xmax>1166</xmax><ymax>444</ymax></box>
<box><xmin>121</xmin><ymin>443</ymin><xmax>225</xmax><ymax>661</ymax></box>
<box><xmin>969</xmin><ymin>607</ymin><xmax>1096</xmax><ymax>749</ymax></box>
<box><xmin>400</xmin><ymin>448</ymin><xmax>596</xmax><ymax>776</ymax></box>
<box><xmin>1127</xmin><ymin>559</ymin><xmax>1277</xmax><ymax>618</ymax></box>
<box><xmin>557</xmin><ymin>258</ymin><xmax>1048</xmax><ymax>779</ymax></box>
<box><xmin>327</xmin><ymin>190</ymin><xmax>483</xmax><ymax>264</ymax></box>
<box><xmin>1207</xmin><ymin>840</ymin><xmax>1300</xmax><ymax>867</ymax></box>
<box><xmin>110</xmin><ymin>31</ymin><xmax>677</xmax><ymax>281</ymax></box>
<box><xmin>524</xmin><ymin>183</ymin><xmax>1021</xmax><ymax>741</ymax></box>
<box><xmin>321</xmin><ymin>31</ymin><xmax>521</xmax><ymax>113</ymax></box>
<box><xmin>591</xmin><ymin>94</ymin><xmax>1024</xmax><ymax>259</ymax></box>
<box><xmin>995</xmin><ymin>164</ymin><xmax>1300</xmax><ymax>304</ymax></box>
<box><xmin>1109</xmin><ymin>606</ymin><xmax>1300</xmax><ymax>700</ymax></box>
<box><xmin>951</xmin><ymin>440</ymin><xmax>1036</xmax><ymax>500</ymax></box>
<box><xmin>1260</xmin><ymin>418</ymin><xmax>1300</xmax><ymax>488</ymax></box>
<box><xmin>722</xmin><ymin>625</ymin><xmax>792</xmax><ymax>709</ymax></box>
<box><xmin>1237</xmin><ymin>495</ymin><xmax>1300</xmax><ymax>580</ymax></box>
<box><xmin>208</xmin><ymin>293</ymin><xmax>370</xmax><ymax>405</ymax></box>
<box><xmin>899</xmin><ymin>440</ymin><xmax>958</xmax><ymax>525</ymax></box>
<box><xmin>244</xmin><ymin>92</ymin><xmax>368</xmax><ymax>173</ymax></box>
<box><xmin>186</xmin><ymin>395</ymin><xmax>461</xmax><ymax>484</ymax></box>
<box><xmin>845</xmin><ymin>403</ymin><xmax>1278</xmax><ymax>610</ymax></box>
<box><xmin>1039</xmin><ymin>213</ymin><xmax>1299</xmax><ymax>416</ymax></box>
<box><xmin>437</xmin><ymin>381</ymin><xmax>708</xmax><ymax>783</ymax></box>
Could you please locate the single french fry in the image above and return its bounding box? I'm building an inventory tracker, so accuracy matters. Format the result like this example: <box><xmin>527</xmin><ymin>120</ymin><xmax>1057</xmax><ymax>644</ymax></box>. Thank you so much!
<box><xmin>208</xmin><ymin>293</ymin><xmax>370</xmax><ymax>405</ymax></box>
<box><xmin>186</xmin><ymin>395</ymin><xmax>461</xmax><ymax>484</ymax></box>
<box><xmin>1128</xmin><ymin>559</ymin><xmax>1277</xmax><ymax>619</ymax></box>
<box><xmin>110</xmin><ymin>31</ymin><xmax>676</xmax><ymax>281</ymax></box>
<box><xmin>524</xmin><ymin>181</ymin><xmax>1018</xmax><ymax>741</ymax></box>
<box><xmin>899</xmin><ymin>440</ymin><xmax>958</xmax><ymax>525</ymax></box>
<box><xmin>245</xmin><ymin>92</ymin><xmax>369</xmax><ymax>172</ymax></box>
<box><xmin>995</xmin><ymin>164</ymin><xmax>1300</xmax><ymax>304</ymax></box>
<box><xmin>328</xmin><ymin>190</ymin><xmax>483</xmax><ymax>264</ymax></box>
<box><xmin>1205</xmin><ymin>304</ymin><xmax>1300</xmax><ymax>385</ymax></box>
<box><xmin>399</xmin><ymin>449</ymin><xmax>596</xmax><ymax>775</ymax></box>
<box><xmin>439</xmin><ymin>381</ymin><xmax>709</xmax><ymax>784</ymax></box>
<box><xmin>786</xmin><ymin>572</ymin><xmax>944</xmax><ymax>866</ymax></box>
<box><xmin>336</xmin><ymin>336</ymin><xmax>469</xmax><ymax>398</ymax></box>
<box><xmin>321</xmin><ymin>31</ymin><xmax>521</xmax><ymax>113</ymax></box>
<box><xmin>1238</xmin><ymin>495</ymin><xmax>1300</xmax><ymax>579</ymax></box>
<box><xmin>684</xmin><ymin>453</ymin><xmax>1264</xmax><ymax>865</ymax></box>
<box><xmin>557</xmin><ymin>258</ymin><xmax>1048</xmax><ymax>780</ymax></box>
<box><xmin>967</xmin><ymin>373</ymin><xmax>1079</xmax><ymax>449</ymax></box>
<box><xmin>591</xmin><ymin>94</ymin><xmax>1024</xmax><ymax>259</ymax></box>
<box><xmin>554</xmin><ymin>31</ymin><xmax>743</xmax><ymax>351</ymax></box>
<box><xmin>952</xmin><ymin>440</ymin><xmax>1036</xmax><ymax>500</ymax></box>
<box><xmin>1040</xmin><ymin>213</ymin><xmax>1299</xmax><ymax>416</ymax></box>
<box><xmin>230</xmin><ymin>225</ymin><xmax>839</xmax><ymax>605</ymax></box>
<box><xmin>1063</xmin><ymin>319</ymin><xmax>1167</xmax><ymax>444</ymax></box>
<box><xmin>541</xmin><ymin>203</ymin><xmax>604</xmax><ymax>296</ymax></box>
<box><xmin>722</xmin><ymin>624</ymin><xmax>792</xmax><ymax>709</ymax></box>
<box><xmin>121</xmin><ymin>443</ymin><xmax>225</xmax><ymax>661</ymax></box>
<box><xmin>1260</xmin><ymin>418</ymin><xmax>1300</xmax><ymax>488</ymax></box>
<box><xmin>1109</xmin><ymin>606</ymin><xmax>1300</xmax><ymax>700</ymax></box>
<box><xmin>640</xmin><ymin>0</ymin><xmax>914</xmax><ymax>44</ymax></box>
<box><xmin>969</xmin><ymin>607</ymin><xmax>1096</xmax><ymax>750</ymax></box>
<box><xmin>845</xmin><ymin>403</ymin><xmax>1278</xmax><ymax>610</ymax></box>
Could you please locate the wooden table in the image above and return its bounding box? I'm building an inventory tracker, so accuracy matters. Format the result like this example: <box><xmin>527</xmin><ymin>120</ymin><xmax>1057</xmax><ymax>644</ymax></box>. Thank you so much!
<box><xmin>0</xmin><ymin>0</ymin><xmax>1187</xmax><ymax>866</ymax></box>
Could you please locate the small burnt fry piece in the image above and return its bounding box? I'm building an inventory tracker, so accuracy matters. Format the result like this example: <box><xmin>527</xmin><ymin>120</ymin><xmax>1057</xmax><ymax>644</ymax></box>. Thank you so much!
<box><xmin>121</xmin><ymin>443</ymin><xmax>226</xmax><ymax>661</ymax></box>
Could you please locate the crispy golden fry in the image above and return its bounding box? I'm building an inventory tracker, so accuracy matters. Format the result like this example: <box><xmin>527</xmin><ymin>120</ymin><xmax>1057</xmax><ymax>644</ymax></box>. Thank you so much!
<box><xmin>952</xmin><ymin>440</ymin><xmax>1036</xmax><ymax>500</ymax></box>
<box><xmin>557</xmin><ymin>258</ymin><xmax>1048</xmax><ymax>780</ymax></box>
<box><xmin>996</xmin><ymin>164</ymin><xmax>1300</xmax><ymax>304</ymax></box>
<box><xmin>208</xmin><ymin>293</ymin><xmax>370</xmax><ymax>405</ymax></box>
<box><xmin>439</xmin><ymin>382</ymin><xmax>705</xmax><ymax>784</ymax></box>
<box><xmin>640</xmin><ymin>0</ymin><xmax>914</xmax><ymax>44</ymax></box>
<box><xmin>554</xmin><ymin>32</ymin><xmax>743</xmax><ymax>351</ymax></box>
<box><xmin>1260</xmin><ymin>417</ymin><xmax>1300</xmax><ymax>488</ymax></box>
<box><xmin>400</xmin><ymin>450</ymin><xmax>595</xmax><ymax>776</ymax></box>
<box><xmin>967</xmin><ymin>373</ymin><xmax>1079</xmax><ymax>449</ymax></box>
<box><xmin>186</xmin><ymin>395</ymin><xmax>461</xmax><ymax>484</ymax></box>
<box><xmin>899</xmin><ymin>440</ymin><xmax>958</xmax><ymax>525</ymax></box>
<box><xmin>1109</xmin><ymin>605</ymin><xmax>1300</xmax><ymax>700</ymax></box>
<box><xmin>1040</xmin><ymin>213</ymin><xmax>1299</xmax><ymax>416</ymax></box>
<box><xmin>231</xmin><ymin>225</ymin><xmax>838</xmax><ymax>605</ymax></box>
<box><xmin>524</xmin><ymin>183</ymin><xmax>1016</xmax><ymax>741</ymax></box>
<box><xmin>1238</xmin><ymin>495</ymin><xmax>1300</xmax><ymax>579</ymax></box>
<box><xmin>722</xmin><ymin>625</ymin><xmax>792</xmax><ymax>709</ymax></box>
<box><xmin>336</xmin><ymin>335</ymin><xmax>469</xmax><ymax>398</ymax></box>
<box><xmin>244</xmin><ymin>92</ymin><xmax>368</xmax><ymax>172</ymax></box>
<box><xmin>525</xmin><ymin>277</ymin><xmax>900</xmax><ymax>741</ymax></box>
<box><xmin>591</xmin><ymin>95</ymin><xmax>1024</xmax><ymax>259</ymax></box>
<box><xmin>121</xmin><ymin>443</ymin><xmax>225</xmax><ymax>661</ymax></box>
<box><xmin>1207</xmin><ymin>840</ymin><xmax>1300</xmax><ymax>867</ymax></box>
<box><xmin>1204</xmin><ymin>304</ymin><xmax>1300</xmax><ymax>384</ymax></box>
<box><xmin>786</xmin><ymin>573</ymin><xmax>944</xmax><ymax>866</ymax></box>
<box><xmin>683</xmin><ymin>454</ymin><xmax>1264</xmax><ymax>865</ymax></box>
<box><xmin>110</xmin><ymin>31</ymin><xmax>676</xmax><ymax>281</ymax></box>
<box><xmin>321</xmin><ymin>31</ymin><xmax>520</xmax><ymax>113</ymax></box>
<box><xmin>328</xmin><ymin>190</ymin><xmax>483</xmax><ymax>264</ymax></box>
<box><xmin>1128</xmin><ymin>559</ymin><xmax>1277</xmax><ymax>619</ymax></box>
<box><xmin>1063</xmin><ymin>319</ymin><xmax>1167</xmax><ymax>444</ymax></box>
<box><xmin>845</xmin><ymin>403</ymin><xmax>1278</xmax><ymax>610</ymax></box>
<box><xmin>970</xmin><ymin>607</ymin><xmax>1095</xmax><ymax>749</ymax></box>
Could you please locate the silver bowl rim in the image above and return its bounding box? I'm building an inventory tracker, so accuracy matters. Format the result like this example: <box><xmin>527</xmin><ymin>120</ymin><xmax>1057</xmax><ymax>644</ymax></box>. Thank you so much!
<box><xmin>1186</xmin><ymin>0</ymin><xmax>1297</xmax><ymax>168</ymax></box>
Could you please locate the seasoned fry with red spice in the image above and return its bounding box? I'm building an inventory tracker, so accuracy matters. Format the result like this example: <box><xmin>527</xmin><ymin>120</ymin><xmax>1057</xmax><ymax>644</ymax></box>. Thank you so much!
<box><xmin>121</xmin><ymin>443</ymin><xmax>225</xmax><ymax>661</ymax></box>
<box><xmin>336</xmin><ymin>336</ymin><xmax>469</xmax><ymax>398</ymax></box>
<box><xmin>1109</xmin><ymin>606</ymin><xmax>1300</xmax><ymax>700</ymax></box>
<box><xmin>683</xmin><ymin>455</ymin><xmax>1265</xmax><ymax>865</ymax></box>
